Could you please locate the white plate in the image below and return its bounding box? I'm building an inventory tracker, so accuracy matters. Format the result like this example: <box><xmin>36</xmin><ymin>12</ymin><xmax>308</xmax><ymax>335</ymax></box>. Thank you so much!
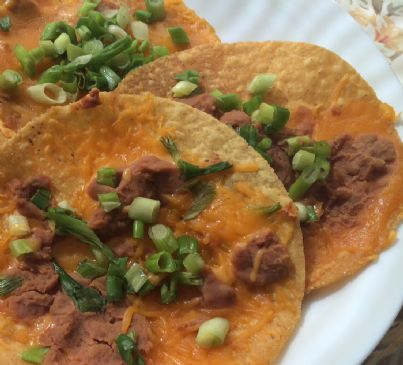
<box><xmin>185</xmin><ymin>1</ymin><xmax>403</xmax><ymax>364</ymax></box>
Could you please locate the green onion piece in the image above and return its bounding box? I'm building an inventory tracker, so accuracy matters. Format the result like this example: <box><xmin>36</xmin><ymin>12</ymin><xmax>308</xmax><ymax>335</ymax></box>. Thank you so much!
<box><xmin>108</xmin><ymin>24</ymin><xmax>128</xmax><ymax>39</ymax></box>
<box><xmin>98</xmin><ymin>192</ymin><xmax>121</xmax><ymax>213</ymax></box>
<box><xmin>168</xmin><ymin>26</ymin><xmax>190</xmax><ymax>44</ymax></box>
<box><xmin>10</xmin><ymin>239</ymin><xmax>34</xmax><ymax>258</ymax></box>
<box><xmin>132</xmin><ymin>220</ymin><xmax>145</xmax><ymax>239</ymax></box>
<box><xmin>292</xmin><ymin>150</ymin><xmax>315</xmax><ymax>171</ymax></box>
<box><xmin>128</xmin><ymin>197</ymin><xmax>160</xmax><ymax>224</ymax></box>
<box><xmin>60</xmin><ymin>74</ymin><xmax>78</xmax><ymax>93</ymax></box>
<box><xmin>83</xmin><ymin>39</ymin><xmax>104</xmax><ymax>55</ymax></box>
<box><xmin>238</xmin><ymin>124</ymin><xmax>258</xmax><ymax>146</ymax></box>
<box><xmin>57</xmin><ymin>200</ymin><xmax>75</xmax><ymax>212</ymax></box>
<box><xmin>0</xmin><ymin>70</ymin><xmax>22</xmax><ymax>92</ymax></box>
<box><xmin>76</xmin><ymin>25</ymin><xmax>92</xmax><ymax>42</ymax></box>
<box><xmin>109</xmin><ymin>53</ymin><xmax>130</xmax><ymax>70</ymax></box>
<box><xmin>173</xmin><ymin>271</ymin><xmax>202</xmax><ymax>286</ymax></box>
<box><xmin>196</xmin><ymin>317</ymin><xmax>230</xmax><ymax>349</ymax></box>
<box><xmin>96</xmin><ymin>167</ymin><xmax>119</xmax><ymax>187</ymax></box>
<box><xmin>136</xmin><ymin>10</ymin><xmax>152</xmax><ymax>24</ymax></box>
<box><xmin>66</xmin><ymin>44</ymin><xmax>85</xmax><ymax>61</ymax></box>
<box><xmin>148</xmin><ymin>224</ymin><xmax>178</xmax><ymax>253</ymax></box>
<box><xmin>286</xmin><ymin>135</ymin><xmax>313</xmax><ymax>156</ymax></box>
<box><xmin>311</xmin><ymin>141</ymin><xmax>332</xmax><ymax>159</ymax></box>
<box><xmin>20</xmin><ymin>347</ymin><xmax>49</xmax><ymax>364</ymax></box>
<box><xmin>145</xmin><ymin>251</ymin><xmax>177</xmax><ymax>273</ymax></box>
<box><xmin>27</xmin><ymin>83</ymin><xmax>68</xmax><ymax>105</ymax></box>
<box><xmin>251</xmin><ymin>102</ymin><xmax>274</xmax><ymax>124</ymax></box>
<box><xmin>214</xmin><ymin>93</ymin><xmax>242</xmax><ymax>112</ymax></box>
<box><xmin>76</xmin><ymin>260</ymin><xmax>106</xmax><ymax>279</ymax></box>
<box><xmin>53</xmin><ymin>32</ymin><xmax>71</xmax><ymax>55</ymax></box>
<box><xmin>295</xmin><ymin>202</ymin><xmax>308</xmax><ymax>222</ymax></box>
<box><xmin>175</xmin><ymin>70</ymin><xmax>200</xmax><ymax>85</ymax></box>
<box><xmin>242</xmin><ymin>95</ymin><xmax>263</xmax><ymax>116</ymax></box>
<box><xmin>253</xmin><ymin>202</ymin><xmax>282</xmax><ymax>215</ymax></box>
<box><xmin>125</xmin><ymin>39</ymin><xmax>139</xmax><ymax>54</ymax></box>
<box><xmin>184</xmin><ymin>181</ymin><xmax>216</xmax><ymax>221</ymax></box>
<box><xmin>160</xmin><ymin>278</ymin><xmax>177</xmax><ymax>304</ymax></box>
<box><xmin>160</xmin><ymin>136</ymin><xmax>180</xmax><ymax>163</ymax></box>
<box><xmin>99</xmin><ymin>65</ymin><xmax>121</xmax><ymax>90</ymax></box>
<box><xmin>145</xmin><ymin>0</ymin><xmax>166</xmax><ymax>21</ymax></box>
<box><xmin>116</xmin><ymin>333</ymin><xmax>145</xmax><ymax>365</ymax></box>
<box><xmin>30</xmin><ymin>188</ymin><xmax>51</xmax><ymax>210</ymax></box>
<box><xmin>257</xmin><ymin>137</ymin><xmax>272</xmax><ymax>150</ymax></box>
<box><xmin>138</xmin><ymin>39</ymin><xmax>150</xmax><ymax>53</ymax></box>
<box><xmin>171</xmin><ymin>80</ymin><xmax>198</xmax><ymax>98</ymax></box>
<box><xmin>315</xmin><ymin>158</ymin><xmax>331</xmax><ymax>180</ymax></box>
<box><xmin>84</xmin><ymin>71</ymin><xmax>108</xmax><ymax>91</ymax></box>
<box><xmin>8</xmin><ymin>214</ymin><xmax>30</xmax><ymax>237</ymax></box>
<box><xmin>89</xmin><ymin>36</ymin><xmax>132</xmax><ymax>66</ymax></box>
<box><xmin>29</xmin><ymin>47</ymin><xmax>45</xmax><ymax>65</ymax></box>
<box><xmin>264</xmin><ymin>105</ymin><xmax>290</xmax><ymax>134</ymax></box>
<box><xmin>125</xmin><ymin>262</ymin><xmax>148</xmax><ymax>293</ymax></box>
<box><xmin>106</xmin><ymin>257</ymin><xmax>127</xmax><ymax>302</ymax></box>
<box><xmin>76</xmin><ymin>11</ymin><xmax>106</xmax><ymax>38</ymax></box>
<box><xmin>63</xmin><ymin>54</ymin><xmax>93</xmax><ymax>73</ymax></box>
<box><xmin>41</xmin><ymin>21</ymin><xmax>77</xmax><ymax>43</ymax></box>
<box><xmin>248</xmin><ymin>73</ymin><xmax>276</xmax><ymax>95</ymax></box>
<box><xmin>177</xmin><ymin>235</ymin><xmax>199</xmax><ymax>257</ymax></box>
<box><xmin>38</xmin><ymin>65</ymin><xmax>62</xmax><ymax>84</ymax></box>
<box><xmin>14</xmin><ymin>44</ymin><xmax>36</xmax><ymax>77</ymax></box>
<box><xmin>288</xmin><ymin>164</ymin><xmax>321</xmax><ymax>201</ymax></box>
<box><xmin>210</xmin><ymin>89</ymin><xmax>223</xmax><ymax>98</ymax></box>
<box><xmin>137</xmin><ymin>280</ymin><xmax>155</xmax><ymax>297</ymax></box>
<box><xmin>116</xmin><ymin>5</ymin><xmax>131</xmax><ymax>28</ymax></box>
<box><xmin>178</xmin><ymin>160</ymin><xmax>232</xmax><ymax>181</ymax></box>
<box><xmin>130</xmin><ymin>21</ymin><xmax>149</xmax><ymax>40</ymax></box>
<box><xmin>53</xmin><ymin>260</ymin><xmax>107</xmax><ymax>312</ymax></box>
<box><xmin>306</xmin><ymin>205</ymin><xmax>319</xmax><ymax>222</ymax></box>
<box><xmin>0</xmin><ymin>16</ymin><xmax>11</xmax><ymax>32</ymax></box>
<box><xmin>39</xmin><ymin>40</ymin><xmax>57</xmax><ymax>57</ymax></box>
<box><xmin>46</xmin><ymin>208</ymin><xmax>116</xmax><ymax>261</ymax></box>
<box><xmin>183</xmin><ymin>253</ymin><xmax>204</xmax><ymax>275</ymax></box>
<box><xmin>79</xmin><ymin>0</ymin><xmax>101</xmax><ymax>17</ymax></box>
<box><xmin>92</xmin><ymin>248</ymin><xmax>108</xmax><ymax>267</ymax></box>
<box><xmin>0</xmin><ymin>276</ymin><xmax>23</xmax><ymax>296</ymax></box>
<box><xmin>151</xmin><ymin>45</ymin><xmax>169</xmax><ymax>59</ymax></box>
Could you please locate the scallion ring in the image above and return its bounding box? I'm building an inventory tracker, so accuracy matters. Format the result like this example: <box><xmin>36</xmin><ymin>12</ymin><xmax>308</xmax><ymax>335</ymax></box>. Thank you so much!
<box><xmin>27</xmin><ymin>83</ymin><xmax>68</xmax><ymax>105</ymax></box>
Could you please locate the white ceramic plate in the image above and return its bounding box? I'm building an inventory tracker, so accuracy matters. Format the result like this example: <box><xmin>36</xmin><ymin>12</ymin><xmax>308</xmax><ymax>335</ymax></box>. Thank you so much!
<box><xmin>184</xmin><ymin>1</ymin><xmax>403</xmax><ymax>364</ymax></box>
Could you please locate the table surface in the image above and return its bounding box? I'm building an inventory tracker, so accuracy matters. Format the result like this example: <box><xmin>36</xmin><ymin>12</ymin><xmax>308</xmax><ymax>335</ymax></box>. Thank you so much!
<box><xmin>338</xmin><ymin>1</ymin><xmax>403</xmax><ymax>364</ymax></box>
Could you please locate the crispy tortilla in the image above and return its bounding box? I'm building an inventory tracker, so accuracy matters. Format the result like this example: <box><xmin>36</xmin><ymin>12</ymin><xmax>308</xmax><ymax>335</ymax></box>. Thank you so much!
<box><xmin>117</xmin><ymin>41</ymin><xmax>403</xmax><ymax>292</ymax></box>
<box><xmin>0</xmin><ymin>93</ymin><xmax>304</xmax><ymax>364</ymax></box>
<box><xmin>0</xmin><ymin>0</ymin><xmax>219</xmax><ymax>141</ymax></box>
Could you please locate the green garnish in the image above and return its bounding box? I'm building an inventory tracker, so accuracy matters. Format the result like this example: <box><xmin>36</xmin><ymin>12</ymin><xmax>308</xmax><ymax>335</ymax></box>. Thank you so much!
<box><xmin>237</xmin><ymin>125</ymin><xmax>272</xmax><ymax>163</ymax></box>
<box><xmin>132</xmin><ymin>220</ymin><xmax>145</xmax><ymax>239</ymax></box>
<box><xmin>96</xmin><ymin>167</ymin><xmax>119</xmax><ymax>187</ymax></box>
<box><xmin>183</xmin><ymin>253</ymin><xmax>204</xmax><ymax>275</ymax></box>
<box><xmin>145</xmin><ymin>251</ymin><xmax>177</xmax><ymax>273</ymax></box>
<box><xmin>145</xmin><ymin>0</ymin><xmax>166</xmax><ymax>22</ymax></box>
<box><xmin>292</xmin><ymin>150</ymin><xmax>315</xmax><ymax>171</ymax></box>
<box><xmin>9</xmin><ymin>239</ymin><xmax>34</xmax><ymax>258</ymax></box>
<box><xmin>30</xmin><ymin>188</ymin><xmax>51</xmax><ymax>211</ymax></box>
<box><xmin>116</xmin><ymin>333</ymin><xmax>146</xmax><ymax>365</ymax></box>
<box><xmin>213</xmin><ymin>92</ymin><xmax>242</xmax><ymax>112</ymax></box>
<box><xmin>106</xmin><ymin>257</ymin><xmax>127</xmax><ymax>302</ymax></box>
<box><xmin>196</xmin><ymin>317</ymin><xmax>230</xmax><ymax>349</ymax></box>
<box><xmin>14</xmin><ymin>44</ymin><xmax>36</xmax><ymax>78</ymax></box>
<box><xmin>76</xmin><ymin>260</ymin><xmax>106</xmax><ymax>279</ymax></box>
<box><xmin>168</xmin><ymin>26</ymin><xmax>190</xmax><ymax>44</ymax></box>
<box><xmin>0</xmin><ymin>70</ymin><xmax>22</xmax><ymax>92</ymax></box>
<box><xmin>128</xmin><ymin>197</ymin><xmax>160</xmax><ymax>223</ymax></box>
<box><xmin>184</xmin><ymin>181</ymin><xmax>216</xmax><ymax>220</ymax></box>
<box><xmin>171</xmin><ymin>80</ymin><xmax>198</xmax><ymax>97</ymax></box>
<box><xmin>177</xmin><ymin>235</ymin><xmax>199</xmax><ymax>257</ymax></box>
<box><xmin>0</xmin><ymin>16</ymin><xmax>11</xmax><ymax>32</ymax></box>
<box><xmin>0</xmin><ymin>276</ymin><xmax>23</xmax><ymax>297</ymax></box>
<box><xmin>20</xmin><ymin>346</ymin><xmax>49</xmax><ymax>364</ymax></box>
<box><xmin>242</xmin><ymin>95</ymin><xmax>263</xmax><ymax>116</ymax></box>
<box><xmin>160</xmin><ymin>278</ymin><xmax>177</xmax><ymax>304</ymax></box>
<box><xmin>247</xmin><ymin>73</ymin><xmax>276</xmax><ymax>95</ymax></box>
<box><xmin>98</xmin><ymin>192</ymin><xmax>121</xmax><ymax>213</ymax></box>
<box><xmin>78</xmin><ymin>0</ymin><xmax>101</xmax><ymax>17</ymax></box>
<box><xmin>125</xmin><ymin>262</ymin><xmax>149</xmax><ymax>293</ymax></box>
<box><xmin>253</xmin><ymin>202</ymin><xmax>282</xmax><ymax>215</ymax></box>
<box><xmin>148</xmin><ymin>224</ymin><xmax>178</xmax><ymax>253</ymax></box>
<box><xmin>136</xmin><ymin>10</ymin><xmax>152</xmax><ymax>24</ymax></box>
<box><xmin>175</xmin><ymin>70</ymin><xmax>200</xmax><ymax>85</ymax></box>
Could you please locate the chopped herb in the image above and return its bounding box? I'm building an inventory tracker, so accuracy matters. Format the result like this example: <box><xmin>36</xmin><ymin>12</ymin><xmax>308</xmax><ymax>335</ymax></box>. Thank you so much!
<box><xmin>98</xmin><ymin>192</ymin><xmax>121</xmax><ymax>213</ymax></box>
<box><xmin>128</xmin><ymin>197</ymin><xmax>160</xmax><ymax>224</ymax></box>
<box><xmin>0</xmin><ymin>16</ymin><xmax>11</xmax><ymax>32</ymax></box>
<box><xmin>148</xmin><ymin>224</ymin><xmax>178</xmax><ymax>253</ymax></box>
<box><xmin>116</xmin><ymin>333</ymin><xmax>146</xmax><ymax>365</ymax></box>
<box><xmin>0</xmin><ymin>276</ymin><xmax>23</xmax><ymax>297</ymax></box>
<box><xmin>306</xmin><ymin>205</ymin><xmax>319</xmax><ymax>222</ymax></box>
<box><xmin>106</xmin><ymin>257</ymin><xmax>127</xmax><ymax>302</ymax></box>
<box><xmin>252</xmin><ymin>202</ymin><xmax>282</xmax><ymax>215</ymax></box>
<box><xmin>184</xmin><ymin>181</ymin><xmax>216</xmax><ymax>220</ymax></box>
<box><xmin>196</xmin><ymin>317</ymin><xmax>230</xmax><ymax>349</ymax></box>
<box><xmin>160</xmin><ymin>278</ymin><xmax>177</xmax><ymax>304</ymax></box>
<box><xmin>20</xmin><ymin>346</ymin><xmax>49</xmax><ymax>364</ymax></box>
<box><xmin>136</xmin><ymin>10</ymin><xmax>152</xmax><ymax>24</ymax></box>
<box><xmin>237</xmin><ymin>125</ymin><xmax>272</xmax><ymax>163</ymax></box>
<box><xmin>76</xmin><ymin>260</ymin><xmax>106</xmax><ymax>279</ymax></box>
<box><xmin>145</xmin><ymin>251</ymin><xmax>177</xmax><ymax>273</ymax></box>
<box><xmin>177</xmin><ymin>235</ymin><xmax>199</xmax><ymax>257</ymax></box>
<box><xmin>30</xmin><ymin>188</ymin><xmax>51</xmax><ymax>211</ymax></box>
<box><xmin>145</xmin><ymin>0</ymin><xmax>166</xmax><ymax>22</ymax></box>
<box><xmin>168</xmin><ymin>26</ymin><xmax>190</xmax><ymax>44</ymax></box>
<box><xmin>175</xmin><ymin>70</ymin><xmax>200</xmax><ymax>85</ymax></box>
<box><xmin>132</xmin><ymin>220</ymin><xmax>145</xmax><ymax>239</ymax></box>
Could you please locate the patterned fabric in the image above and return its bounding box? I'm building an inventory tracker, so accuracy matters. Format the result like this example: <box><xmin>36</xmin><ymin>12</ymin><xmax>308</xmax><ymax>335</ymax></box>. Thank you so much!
<box><xmin>339</xmin><ymin>0</ymin><xmax>403</xmax><ymax>83</ymax></box>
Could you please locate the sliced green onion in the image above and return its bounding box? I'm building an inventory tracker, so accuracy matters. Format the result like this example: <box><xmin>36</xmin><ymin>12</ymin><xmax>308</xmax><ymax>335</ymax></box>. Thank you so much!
<box><xmin>310</xmin><ymin>141</ymin><xmax>332</xmax><ymax>159</ymax></box>
<box><xmin>54</xmin><ymin>32</ymin><xmax>71</xmax><ymax>55</ymax></box>
<box><xmin>184</xmin><ymin>181</ymin><xmax>216</xmax><ymax>221</ymax></box>
<box><xmin>196</xmin><ymin>317</ymin><xmax>230</xmax><ymax>349</ymax></box>
<box><xmin>183</xmin><ymin>253</ymin><xmax>204</xmax><ymax>274</ymax></box>
<box><xmin>137</xmin><ymin>279</ymin><xmax>155</xmax><ymax>296</ymax></box>
<box><xmin>83</xmin><ymin>39</ymin><xmax>104</xmax><ymax>55</ymax></box>
<box><xmin>76</xmin><ymin>25</ymin><xmax>92</xmax><ymax>42</ymax></box>
<box><xmin>14</xmin><ymin>44</ymin><xmax>36</xmax><ymax>77</ymax></box>
<box><xmin>242</xmin><ymin>95</ymin><xmax>263</xmax><ymax>116</ymax></box>
<box><xmin>125</xmin><ymin>262</ymin><xmax>148</xmax><ymax>293</ymax></box>
<box><xmin>253</xmin><ymin>202</ymin><xmax>282</xmax><ymax>215</ymax></box>
<box><xmin>288</xmin><ymin>164</ymin><xmax>321</xmax><ymax>201</ymax></box>
<box><xmin>145</xmin><ymin>0</ymin><xmax>166</xmax><ymax>22</ymax></box>
<box><xmin>138</xmin><ymin>39</ymin><xmax>150</xmax><ymax>52</ymax></box>
<box><xmin>177</xmin><ymin>235</ymin><xmax>199</xmax><ymax>257</ymax></box>
<box><xmin>76</xmin><ymin>11</ymin><xmax>106</xmax><ymax>38</ymax></box>
<box><xmin>99</xmin><ymin>65</ymin><xmax>121</xmax><ymax>90</ymax></box>
<box><xmin>0</xmin><ymin>70</ymin><xmax>22</xmax><ymax>92</ymax></box>
<box><xmin>295</xmin><ymin>202</ymin><xmax>308</xmax><ymax>222</ymax></box>
<box><xmin>264</xmin><ymin>105</ymin><xmax>290</xmax><ymax>133</ymax></box>
<box><xmin>172</xmin><ymin>80</ymin><xmax>198</xmax><ymax>98</ymax></box>
<box><xmin>38</xmin><ymin>65</ymin><xmax>62</xmax><ymax>84</ymax></box>
<box><xmin>92</xmin><ymin>248</ymin><xmax>108</xmax><ymax>267</ymax></box>
<box><xmin>130</xmin><ymin>21</ymin><xmax>149</xmax><ymax>40</ymax></box>
<box><xmin>116</xmin><ymin>5</ymin><xmax>131</xmax><ymax>28</ymax></box>
<box><xmin>0</xmin><ymin>276</ymin><xmax>23</xmax><ymax>297</ymax></box>
<box><xmin>96</xmin><ymin>167</ymin><xmax>119</xmax><ymax>187</ymax></box>
<box><xmin>257</xmin><ymin>137</ymin><xmax>272</xmax><ymax>150</ymax></box>
<box><xmin>8</xmin><ymin>214</ymin><xmax>30</xmax><ymax>237</ymax></box>
<box><xmin>315</xmin><ymin>158</ymin><xmax>331</xmax><ymax>180</ymax></box>
<box><xmin>39</xmin><ymin>40</ymin><xmax>57</xmax><ymax>57</ymax></box>
<box><xmin>168</xmin><ymin>26</ymin><xmax>190</xmax><ymax>44</ymax></box>
<box><xmin>175</xmin><ymin>70</ymin><xmax>200</xmax><ymax>85</ymax></box>
<box><xmin>106</xmin><ymin>257</ymin><xmax>127</xmax><ymax>302</ymax></box>
<box><xmin>136</xmin><ymin>10</ymin><xmax>152</xmax><ymax>24</ymax></box>
<box><xmin>58</xmin><ymin>200</ymin><xmax>75</xmax><ymax>212</ymax></box>
<box><xmin>238</xmin><ymin>124</ymin><xmax>258</xmax><ymax>146</ymax></box>
<box><xmin>160</xmin><ymin>136</ymin><xmax>180</xmax><ymax>163</ymax></box>
<box><xmin>128</xmin><ymin>197</ymin><xmax>160</xmax><ymax>224</ymax></box>
<box><xmin>20</xmin><ymin>347</ymin><xmax>49</xmax><ymax>364</ymax></box>
<box><xmin>160</xmin><ymin>278</ymin><xmax>177</xmax><ymax>304</ymax></box>
<box><xmin>251</xmin><ymin>102</ymin><xmax>274</xmax><ymax>124</ymax></box>
<box><xmin>10</xmin><ymin>239</ymin><xmax>34</xmax><ymax>258</ymax></box>
<box><xmin>148</xmin><ymin>224</ymin><xmax>178</xmax><ymax>253</ymax></box>
<box><xmin>0</xmin><ymin>16</ymin><xmax>11</xmax><ymax>32</ymax></box>
<box><xmin>98</xmin><ymin>192</ymin><xmax>121</xmax><ymax>213</ymax></box>
<box><xmin>30</xmin><ymin>188</ymin><xmax>51</xmax><ymax>210</ymax></box>
<box><xmin>145</xmin><ymin>252</ymin><xmax>177</xmax><ymax>273</ymax></box>
<box><xmin>132</xmin><ymin>220</ymin><xmax>145</xmax><ymax>239</ymax></box>
<box><xmin>292</xmin><ymin>150</ymin><xmax>315</xmax><ymax>171</ymax></box>
<box><xmin>306</xmin><ymin>205</ymin><xmax>319</xmax><ymax>222</ymax></box>
<box><xmin>214</xmin><ymin>93</ymin><xmax>242</xmax><ymax>112</ymax></box>
<box><xmin>76</xmin><ymin>260</ymin><xmax>106</xmax><ymax>279</ymax></box>
<box><xmin>109</xmin><ymin>53</ymin><xmax>130</xmax><ymax>70</ymax></box>
<box><xmin>286</xmin><ymin>135</ymin><xmax>313</xmax><ymax>156</ymax></box>
<box><xmin>178</xmin><ymin>160</ymin><xmax>232</xmax><ymax>181</ymax></box>
<box><xmin>60</xmin><ymin>74</ymin><xmax>78</xmax><ymax>93</ymax></box>
<box><xmin>248</xmin><ymin>73</ymin><xmax>276</xmax><ymax>95</ymax></box>
<box><xmin>27</xmin><ymin>83</ymin><xmax>68</xmax><ymax>105</ymax></box>
<box><xmin>79</xmin><ymin>0</ymin><xmax>101</xmax><ymax>16</ymax></box>
<box><xmin>41</xmin><ymin>21</ymin><xmax>77</xmax><ymax>43</ymax></box>
<box><xmin>66</xmin><ymin>44</ymin><xmax>85</xmax><ymax>61</ymax></box>
<box><xmin>107</xmin><ymin>24</ymin><xmax>128</xmax><ymax>39</ymax></box>
<box><xmin>151</xmin><ymin>45</ymin><xmax>169</xmax><ymax>59</ymax></box>
<box><xmin>116</xmin><ymin>333</ymin><xmax>145</xmax><ymax>365</ymax></box>
<box><xmin>89</xmin><ymin>36</ymin><xmax>132</xmax><ymax>66</ymax></box>
<box><xmin>173</xmin><ymin>271</ymin><xmax>202</xmax><ymax>286</ymax></box>
<box><xmin>29</xmin><ymin>47</ymin><xmax>45</xmax><ymax>64</ymax></box>
<box><xmin>125</xmin><ymin>39</ymin><xmax>139</xmax><ymax>54</ymax></box>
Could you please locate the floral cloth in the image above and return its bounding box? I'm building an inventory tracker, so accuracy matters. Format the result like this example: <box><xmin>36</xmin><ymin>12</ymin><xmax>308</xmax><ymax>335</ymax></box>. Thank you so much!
<box><xmin>338</xmin><ymin>0</ymin><xmax>403</xmax><ymax>84</ymax></box>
